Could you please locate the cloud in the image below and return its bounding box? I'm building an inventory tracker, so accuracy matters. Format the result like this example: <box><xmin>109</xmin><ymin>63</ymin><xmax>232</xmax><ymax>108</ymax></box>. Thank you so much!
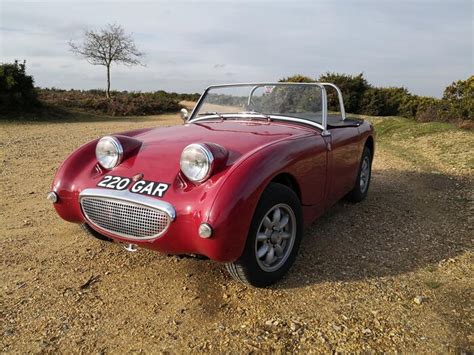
<box><xmin>1</xmin><ymin>0</ymin><xmax>472</xmax><ymax>96</ymax></box>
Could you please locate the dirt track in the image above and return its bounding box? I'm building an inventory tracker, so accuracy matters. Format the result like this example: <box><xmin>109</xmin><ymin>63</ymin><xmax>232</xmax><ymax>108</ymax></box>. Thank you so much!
<box><xmin>1</xmin><ymin>114</ymin><xmax>472</xmax><ymax>353</ymax></box>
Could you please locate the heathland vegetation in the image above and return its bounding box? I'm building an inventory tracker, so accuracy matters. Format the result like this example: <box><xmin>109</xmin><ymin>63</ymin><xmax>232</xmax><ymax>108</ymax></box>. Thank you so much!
<box><xmin>0</xmin><ymin>61</ymin><xmax>199</xmax><ymax>117</ymax></box>
<box><xmin>0</xmin><ymin>60</ymin><xmax>472</xmax><ymax>128</ymax></box>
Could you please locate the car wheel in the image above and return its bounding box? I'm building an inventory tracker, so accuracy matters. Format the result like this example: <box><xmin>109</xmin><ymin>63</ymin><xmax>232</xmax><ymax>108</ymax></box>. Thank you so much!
<box><xmin>226</xmin><ymin>183</ymin><xmax>303</xmax><ymax>287</ymax></box>
<box><xmin>80</xmin><ymin>223</ymin><xmax>113</xmax><ymax>242</ymax></box>
<box><xmin>347</xmin><ymin>146</ymin><xmax>372</xmax><ymax>202</ymax></box>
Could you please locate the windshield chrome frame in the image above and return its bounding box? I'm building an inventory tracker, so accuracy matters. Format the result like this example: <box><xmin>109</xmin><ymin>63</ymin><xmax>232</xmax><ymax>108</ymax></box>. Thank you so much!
<box><xmin>187</xmin><ymin>82</ymin><xmax>345</xmax><ymax>135</ymax></box>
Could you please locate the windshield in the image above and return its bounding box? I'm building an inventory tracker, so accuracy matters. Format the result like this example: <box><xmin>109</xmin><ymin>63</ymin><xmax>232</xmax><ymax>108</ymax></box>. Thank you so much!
<box><xmin>192</xmin><ymin>84</ymin><xmax>324</xmax><ymax>124</ymax></box>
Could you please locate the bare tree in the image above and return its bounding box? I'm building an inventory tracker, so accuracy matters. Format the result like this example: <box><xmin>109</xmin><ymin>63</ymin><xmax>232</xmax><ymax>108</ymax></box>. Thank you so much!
<box><xmin>69</xmin><ymin>24</ymin><xmax>144</xmax><ymax>98</ymax></box>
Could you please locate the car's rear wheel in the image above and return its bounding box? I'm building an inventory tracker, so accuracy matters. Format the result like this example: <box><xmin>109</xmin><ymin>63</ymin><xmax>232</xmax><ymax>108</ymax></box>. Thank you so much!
<box><xmin>347</xmin><ymin>145</ymin><xmax>372</xmax><ymax>202</ymax></box>
<box><xmin>80</xmin><ymin>223</ymin><xmax>113</xmax><ymax>242</ymax></box>
<box><xmin>226</xmin><ymin>183</ymin><xmax>303</xmax><ymax>287</ymax></box>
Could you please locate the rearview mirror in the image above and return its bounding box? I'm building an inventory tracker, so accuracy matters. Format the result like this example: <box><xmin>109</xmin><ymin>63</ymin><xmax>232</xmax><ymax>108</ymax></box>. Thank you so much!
<box><xmin>180</xmin><ymin>108</ymin><xmax>189</xmax><ymax>122</ymax></box>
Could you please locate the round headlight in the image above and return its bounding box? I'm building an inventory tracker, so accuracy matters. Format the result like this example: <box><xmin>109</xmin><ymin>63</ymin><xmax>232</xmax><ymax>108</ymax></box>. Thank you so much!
<box><xmin>96</xmin><ymin>136</ymin><xmax>123</xmax><ymax>169</ymax></box>
<box><xmin>180</xmin><ymin>143</ymin><xmax>214</xmax><ymax>183</ymax></box>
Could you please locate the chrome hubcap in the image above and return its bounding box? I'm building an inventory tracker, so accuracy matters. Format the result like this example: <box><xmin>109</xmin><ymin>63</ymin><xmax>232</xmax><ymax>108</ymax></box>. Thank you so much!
<box><xmin>255</xmin><ymin>204</ymin><xmax>296</xmax><ymax>272</ymax></box>
<box><xmin>359</xmin><ymin>156</ymin><xmax>370</xmax><ymax>193</ymax></box>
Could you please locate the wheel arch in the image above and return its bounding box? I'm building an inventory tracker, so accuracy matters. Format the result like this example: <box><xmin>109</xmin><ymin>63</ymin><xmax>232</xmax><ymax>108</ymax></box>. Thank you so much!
<box><xmin>269</xmin><ymin>173</ymin><xmax>301</xmax><ymax>202</ymax></box>
<box><xmin>364</xmin><ymin>135</ymin><xmax>375</xmax><ymax>159</ymax></box>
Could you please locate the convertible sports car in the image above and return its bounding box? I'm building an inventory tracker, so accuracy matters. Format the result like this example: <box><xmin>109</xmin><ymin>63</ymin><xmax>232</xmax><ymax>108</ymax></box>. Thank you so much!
<box><xmin>47</xmin><ymin>83</ymin><xmax>374</xmax><ymax>287</ymax></box>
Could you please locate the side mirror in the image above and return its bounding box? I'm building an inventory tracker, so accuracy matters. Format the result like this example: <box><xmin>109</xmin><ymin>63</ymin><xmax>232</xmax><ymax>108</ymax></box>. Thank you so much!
<box><xmin>180</xmin><ymin>108</ymin><xmax>189</xmax><ymax>122</ymax></box>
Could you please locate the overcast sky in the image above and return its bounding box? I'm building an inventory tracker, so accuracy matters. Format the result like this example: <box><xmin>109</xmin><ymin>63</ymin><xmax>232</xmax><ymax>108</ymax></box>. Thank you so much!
<box><xmin>1</xmin><ymin>0</ymin><xmax>472</xmax><ymax>97</ymax></box>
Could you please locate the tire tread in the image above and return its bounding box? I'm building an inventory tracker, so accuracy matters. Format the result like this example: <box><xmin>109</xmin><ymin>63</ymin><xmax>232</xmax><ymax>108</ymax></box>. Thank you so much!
<box><xmin>346</xmin><ymin>146</ymin><xmax>372</xmax><ymax>203</ymax></box>
<box><xmin>225</xmin><ymin>183</ymin><xmax>303</xmax><ymax>287</ymax></box>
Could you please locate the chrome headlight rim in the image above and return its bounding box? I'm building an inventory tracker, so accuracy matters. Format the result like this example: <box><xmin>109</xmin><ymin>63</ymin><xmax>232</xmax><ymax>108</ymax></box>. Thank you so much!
<box><xmin>96</xmin><ymin>136</ymin><xmax>124</xmax><ymax>170</ymax></box>
<box><xmin>180</xmin><ymin>143</ymin><xmax>215</xmax><ymax>183</ymax></box>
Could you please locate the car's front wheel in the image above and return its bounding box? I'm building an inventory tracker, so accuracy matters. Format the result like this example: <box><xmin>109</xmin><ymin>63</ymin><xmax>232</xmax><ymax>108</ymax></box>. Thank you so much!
<box><xmin>226</xmin><ymin>183</ymin><xmax>303</xmax><ymax>287</ymax></box>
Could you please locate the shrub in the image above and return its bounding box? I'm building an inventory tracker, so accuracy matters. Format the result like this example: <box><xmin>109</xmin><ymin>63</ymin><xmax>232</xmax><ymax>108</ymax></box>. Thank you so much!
<box><xmin>416</xmin><ymin>104</ymin><xmax>441</xmax><ymax>122</ymax></box>
<box><xmin>360</xmin><ymin>88</ymin><xmax>386</xmax><ymax>116</ymax></box>
<box><xmin>381</xmin><ymin>87</ymin><xmax>412</xmax><ymax>115</ymax></box>
<box><xmin>441</xmin><ymin>76</ymin><xmax>473</xmax><ymax>122</ymax></box>
<box><xmin>397</xmin><ymin>95</ymin><xmax>419</xmax><ymax>118</ymax></box>
<box><xmin>413</xmin><ymin>77</ymin><xmax>473</xmax><ymax>125</ymax></box>
<box><xmin>281</xmin><ymin>72</ymin><xmax>371</xmax><ymax>113</ymax></box>
<box><xmin>412</xmin><ymin>97</ymin><xmax>440</xmax><ymax>121</ymax></box>
<box><xmin>443</xmin><ymin>76</ymin><xmax>473</xmax><ymax>102</ymax></box>
<box><xmin>318</xmin><ymin>72</ymin><xmax>370</xmax><ymax>113</ymax></box>
<box><xmin>279</xmin><ymin>75</ymin><xmax>315</xmax><ymax>83</ymax></box>
<box><xmin>360</xmin><ymin>87</ymin><xmax>414</xmax><ymax>117</ymax></box>
<box><xmin>0</xmin><ymin>60</ymin><xmax>40</xmax><ymax>112</ymax></box>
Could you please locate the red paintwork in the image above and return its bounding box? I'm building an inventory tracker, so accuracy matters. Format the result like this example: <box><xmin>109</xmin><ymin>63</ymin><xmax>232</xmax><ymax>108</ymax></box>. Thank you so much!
<box><xmin>51</xmin><ymin>119</ymin><xmax>374</xmax><ymax>262</ymax></box>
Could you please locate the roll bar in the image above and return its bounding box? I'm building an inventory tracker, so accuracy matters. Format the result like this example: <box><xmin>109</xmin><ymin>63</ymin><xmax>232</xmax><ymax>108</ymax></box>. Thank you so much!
<box><xmin>319</xmin><ymin>83</ymin><xmax>346</xmax><ymax>120</ymax></box>
<box><xmin>188</xmin><ymin>82</ymin><xmax>347</xmax><ymax>135</ymax></box>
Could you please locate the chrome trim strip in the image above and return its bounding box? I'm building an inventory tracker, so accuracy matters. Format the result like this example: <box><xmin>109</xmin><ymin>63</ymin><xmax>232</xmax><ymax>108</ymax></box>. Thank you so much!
<box><xmin>187</xmin><ymin>82</ymin><xmax>333</xmax><ymax>135</ymax></box>
<box><xmin>79</xmin><ymin>188</ymin><xmax>176</xmax><ymax>221</ymax></box>
<box><xmin>188</xmin><ymin>113</ymin><xmax>327</xmax><ymax>132</ymax></box>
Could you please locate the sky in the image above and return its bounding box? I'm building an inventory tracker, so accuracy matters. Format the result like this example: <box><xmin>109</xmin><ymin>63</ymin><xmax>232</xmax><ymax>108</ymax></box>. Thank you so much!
<box><xmin>1</xmin><ymin>0</ymin><xmax>472</xmax><ymax>97</ymax></box>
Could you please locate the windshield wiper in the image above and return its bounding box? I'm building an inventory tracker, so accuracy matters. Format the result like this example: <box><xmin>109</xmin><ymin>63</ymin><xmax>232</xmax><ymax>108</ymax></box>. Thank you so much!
<box><xmin>197</xmin><ymin>112</ymin><xmax>226</xmax><ymax>119</ymax></box>
<box><xmin>196</xmin><ymin>111</ymin><xmax>272</xmax><ymax>122</ymax></box>
<box><xmin>239</xmin><ymin>111</ymin><xmax>272</xmax><ymax>121</ymax></box>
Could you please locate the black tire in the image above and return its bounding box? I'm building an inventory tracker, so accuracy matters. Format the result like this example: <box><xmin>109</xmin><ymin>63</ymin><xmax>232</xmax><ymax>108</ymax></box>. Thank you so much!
<box><xmin>346</xmin><ymin>146</ymin><xmax>372</xmax><ymax>203</ymax></box>
<box><xmin>226</xmin><ymin>183</ymin><xmax>303</xmax><ymax>287</ymax></box>
<box><xmin>80</xmin><ymin>223</ymin><xmax>113</xmax><ymax>242</ymax></box>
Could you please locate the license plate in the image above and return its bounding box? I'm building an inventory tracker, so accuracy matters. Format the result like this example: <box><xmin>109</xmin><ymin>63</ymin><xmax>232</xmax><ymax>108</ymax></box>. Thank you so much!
<box><xmin>97</xmin><ymin>175</ymin><xmax>169</xmax><ymax>198</ymax></box>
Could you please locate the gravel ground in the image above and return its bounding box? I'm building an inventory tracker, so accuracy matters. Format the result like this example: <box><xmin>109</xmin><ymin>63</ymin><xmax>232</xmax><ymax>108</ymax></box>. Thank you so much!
<box><xmin>1</xmin><ymin>114</ymin><xmax>472</xmax><ymax>353</ymax></box>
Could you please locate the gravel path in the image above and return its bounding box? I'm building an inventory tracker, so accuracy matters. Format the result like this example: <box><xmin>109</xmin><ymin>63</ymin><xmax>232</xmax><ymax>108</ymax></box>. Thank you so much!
<box><xmin>1</xmin><ymin>115</ymin><xmax>472</xmax><ymax>353</ymax></box>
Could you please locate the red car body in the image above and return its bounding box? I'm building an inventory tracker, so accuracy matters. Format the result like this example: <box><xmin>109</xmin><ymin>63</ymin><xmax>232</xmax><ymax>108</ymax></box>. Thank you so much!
<box><xmin>51</xmin><ymin>118</ymin><xmax>374</xmax><ymax>262</ymax></box>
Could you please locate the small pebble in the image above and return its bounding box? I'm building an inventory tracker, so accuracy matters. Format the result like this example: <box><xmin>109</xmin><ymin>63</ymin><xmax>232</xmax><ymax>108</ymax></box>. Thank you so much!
<box><xmin>414</xmin><ymin>296</ymin><xmax>424</xmax><ymax>305</ymax></box>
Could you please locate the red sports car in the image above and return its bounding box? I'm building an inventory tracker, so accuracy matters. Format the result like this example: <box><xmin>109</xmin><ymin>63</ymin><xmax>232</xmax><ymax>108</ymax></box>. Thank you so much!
<box><xmin>48</xmin><ymin>83</ymin><xmax>374</xmax><ymax>287</ymax></box>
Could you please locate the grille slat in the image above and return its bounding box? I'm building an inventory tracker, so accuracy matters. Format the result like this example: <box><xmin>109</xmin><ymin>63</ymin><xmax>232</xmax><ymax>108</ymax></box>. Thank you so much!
<box><xmin>81</xmin><ymin>197</ymin><xmax>171</xmax><ymax>239</ymax></box>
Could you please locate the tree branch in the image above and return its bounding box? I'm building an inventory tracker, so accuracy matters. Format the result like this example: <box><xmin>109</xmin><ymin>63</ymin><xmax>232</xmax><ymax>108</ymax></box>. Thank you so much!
<box><xmin>68</xmin><ymin>24</ymin><xmax>145</xmax><ymax>82</ymax></box>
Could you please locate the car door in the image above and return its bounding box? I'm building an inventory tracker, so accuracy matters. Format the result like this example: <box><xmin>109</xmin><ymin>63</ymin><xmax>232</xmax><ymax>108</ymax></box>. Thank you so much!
<box><xmin>325</xmin><ymin>127</ymin><xmax>362</xmax><ymax>208</ymax></box>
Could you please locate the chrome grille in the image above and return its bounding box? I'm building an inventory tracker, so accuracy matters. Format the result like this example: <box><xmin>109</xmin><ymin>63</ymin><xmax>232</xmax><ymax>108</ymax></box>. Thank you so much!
<box><xmin>81</xmin><ymin>196</ymin><xmax>171</xmax><ymax>240</ymax></box>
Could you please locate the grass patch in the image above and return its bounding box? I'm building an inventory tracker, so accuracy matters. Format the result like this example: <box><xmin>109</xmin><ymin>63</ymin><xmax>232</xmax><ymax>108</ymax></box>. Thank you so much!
<box><xmin>368</xmin><ymin>116</ymin><xmax>457</xmax><ymax>139</ymax></box>
<box><xmin>361</xmin><ymin>116</ymin><xmax>474</xmax><ymax>173</ymax></box>
<box><xmin>380</xmin><ymin>140</ymin><xmax>437</xmax><ymax>171</ymax></box>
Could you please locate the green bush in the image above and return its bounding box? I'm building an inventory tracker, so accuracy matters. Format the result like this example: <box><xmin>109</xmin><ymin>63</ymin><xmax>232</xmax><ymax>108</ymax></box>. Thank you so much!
<box><xmin>318</xmin><ymin>73</ymin><xmax>370</xmax><ymax>113</ymax></box>
<box><xmin>360</xmin><ymin>88</ymin><xmax>386</xmax><ymax>116</ymax></box>
<box><xmin>279</xmin><ymin>75</ymin><xmax>315</xmax><ymax>83</ymax></box>
<box><xmin>281</xmin><ymin>72</ymin><xmax>371</xmax><ymax>113</ymax></box>
<box><xmin>440</xmin><ymin>76</ymin><xmax>473</xmax><ymax>122</ymax></box>
<box><xmin>0</xmin><ymin>61</ymin><xmax>40</xmax><ymax>112</ymax></box>
<box><xmin>412</xmin><ymin>76</ymin><xmax>473</xmax><ymax>125</ymax></box>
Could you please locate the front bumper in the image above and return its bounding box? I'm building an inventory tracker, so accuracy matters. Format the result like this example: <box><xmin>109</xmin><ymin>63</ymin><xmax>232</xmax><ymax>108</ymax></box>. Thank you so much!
<box><xmin>51</xmin><ymin>186</ymin><xmax>238</xmax><ymax>262</ymax></box>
